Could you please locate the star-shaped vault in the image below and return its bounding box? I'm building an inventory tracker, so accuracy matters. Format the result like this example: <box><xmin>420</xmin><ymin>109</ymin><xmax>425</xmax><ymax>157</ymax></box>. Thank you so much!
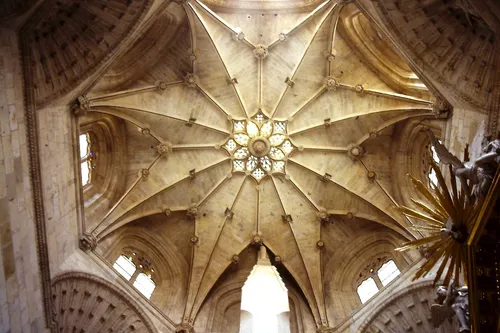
<box><xmin>81</xmin><ymin>0</ymin><xmax>435</xmax><ymax>329</ymax></box>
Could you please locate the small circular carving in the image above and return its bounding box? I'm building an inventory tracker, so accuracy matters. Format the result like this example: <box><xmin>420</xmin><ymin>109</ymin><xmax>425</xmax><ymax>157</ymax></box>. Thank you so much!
<box><xmin>254</xmin><ymin>45</ymin><xmax>269</xmax><ymax>59</ymax></box>
<box><xmin>317</xmin><ymin>240</ymin><xmax>325</xmax><ymax>248</ymax></box>
<box><xmin>248</xmin><ymin>137</ymin><xmax>271</xmax><ymax>157</ymax></box>
<box><xmin>252</xmin><ymin>235</ymin><xmax>263</xmax><ymax>245</ymax></box>
<box><xmin>274</xmin><ymin>255</ymin><xmax>282</xmax><ymax>263</ymax></box>
<box><xmin>190</xmin><ymin>236</ymin><xmax>199</xmax><ymax>244</ymax></box>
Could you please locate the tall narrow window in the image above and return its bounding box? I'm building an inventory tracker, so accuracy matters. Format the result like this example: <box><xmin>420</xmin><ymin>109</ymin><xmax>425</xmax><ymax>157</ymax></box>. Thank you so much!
<box><xmin>112</xmin><ymin>252</ymin><xmax>156</xmax><ymax>299</ymax></box>
<box><xmin>377</xmin><ymin>260</ymin><xmax>400</xmax><ymax>286</ymax></box>
<box><xmin>79</xmin><ymin>133</ymin><xmax>93</xmax><ymax>186</ymax></box>
<box><xmin>428</xmin><ymin>142</ymin><xmax>441</xmax><ymax>188</ymax></box>
<box><xmin>357</xmin><ymin>278</ymin><xmax>379</xmax><ymax>304</ymax></box>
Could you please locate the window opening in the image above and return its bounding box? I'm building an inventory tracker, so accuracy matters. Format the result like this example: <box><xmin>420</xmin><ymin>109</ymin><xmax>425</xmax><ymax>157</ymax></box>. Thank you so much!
<box><xmin>377</xmin><ymin>260</ymin><xmax>401</xmax><ymax>286</ymax></box>
<box><xmin>357</xmin><ymin>278</ymin><xmax>379</xmax><ymax>304</ymax></box>
<box><xmin>241</xmin><ymin>246</ymin><xmax>290</xmax><ymax>333</ymax></box>
<box><xmin>428</xmin><ymin>140</ymin><xmax>441</xmax><ymax>188</ymax></box>
<box><xmin>79</xmin><ymin>133</ymin><xmax>93</xmax><ymax>186</ymax></box>
<box><xmin>133</xmin><ymin>273</ymin><xmax>156</xmax><ymax>299</ymax></box>
<box><xmin>112</xmin><ymin>252</ymin><xmax>156</xmax><ymax>299</ymax></box>
<box><xmin>113</xmin><ymin>255</ymin><xmax>136</xmax><ymax>281</ymax></box>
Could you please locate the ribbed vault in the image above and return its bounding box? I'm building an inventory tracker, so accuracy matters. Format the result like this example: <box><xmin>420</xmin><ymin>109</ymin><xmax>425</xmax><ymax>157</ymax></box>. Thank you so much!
<box><xmin>78</xmin><ymin>0</ymin><xmax>438</xmax><ymax>330</ymax></box>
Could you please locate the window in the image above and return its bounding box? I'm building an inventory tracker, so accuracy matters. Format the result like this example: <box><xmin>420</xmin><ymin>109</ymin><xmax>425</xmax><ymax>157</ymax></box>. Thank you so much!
<box><xmin>113</xmin><ymin>255</ymin><xmax>136</xmax><ymax>280</ymax></box>
<box><xmin>377</xmin><ymin>260</ymin><xmax>401</xmax><ymax>286</ymax></box>
<box><xmin>357</xmin><ymin>278</ymin><xmax>379</xmax><ymax>304</ymax></box>
<box><xmin>133</xmin><ymin>273</ymin><xmax>156</xmax><ymax>299</ymax></box>
<box><xmin>79</xmin><ymin>133</ymin><xmax>93</xmax><ymax>186</ymax></box>
<box><xmin>428</xmin><ymin>142</ymin><xmax>441</xmax><ymax>188</ymax></box>
<box><xmin>356</xmin><ymin>259</ymin><xmax>401</xmax><ymax>304</ymax></box>
<box><xmin>113</xmin><ymin>253</ymin><xmax>156</xmax><ymax>299</ymax></box>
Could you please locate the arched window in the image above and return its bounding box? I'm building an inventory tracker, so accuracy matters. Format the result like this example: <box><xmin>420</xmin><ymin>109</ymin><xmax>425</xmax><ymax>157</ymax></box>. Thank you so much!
<box><xmin>357</xmin><ymin>278</ymin><xmax>379</xmax><ymax>304</ymax></box>
<box><xmin>113</xmin><ymin>252</ymin><xmax>156</xmax><ymax>299</ymax></box>
<box><xmin>79</xmin><ymin>133</ymin><xmax>94</xmax><ymax>186</ymax></box>
<box><xmin>356</xmin><ymin>259</ymin><xmax>401</xmax><ymax>303</ymax></box>
<box><xmin>377</xmin><ymin>260</ymin><xmax>401</xmax><ymax>286</ymax></box>
<box><xmin>133</xmin><ymin>273</ymin><xmax>156</xmax><ymax>299</ymax></box>
<box><xmin>428</xmin><ymin>142</ymin><xmax>441</xmax><ymax>188</ymax></box>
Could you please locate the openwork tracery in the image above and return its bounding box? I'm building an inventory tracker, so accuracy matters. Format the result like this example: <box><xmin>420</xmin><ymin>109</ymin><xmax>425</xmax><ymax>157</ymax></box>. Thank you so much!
<box><xmin>223</xmin><ymin>110</ymin><xmax>296</xmax><ymax>182</ymax></box>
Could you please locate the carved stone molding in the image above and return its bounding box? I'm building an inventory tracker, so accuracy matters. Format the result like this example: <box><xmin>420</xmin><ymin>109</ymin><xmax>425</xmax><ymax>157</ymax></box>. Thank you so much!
<box><xmin>51</xmin><ymin>272</ymin><xmax>157</xmax><ymax>333</ymax></box>
<box><xmin>253</xmin><ymin>45</ymin><xmax>269</xmax><ymax>59</ymax></box>
<box><xmin>175</xmin><ymin>323</ymin><xmax>194</xmax><ymax>333</ymax></box>
<box><xmin>156</xmin><ymin>142</ymin><xmax>173</xmax><ymax>157</ymax></box>
<box><xmin>184</xmin><ymin>73</ymin><xmax>198</xmax><ymax>88</ymax></box>
<box><xmin>79</xmin><ymin>232</ymin><xmax>97</xmax><ymax>252</ymax></box>
<box><xmin>325</xmin><ymin>76</ymin><xmax>339</xmax><ymax>91</ymax></box>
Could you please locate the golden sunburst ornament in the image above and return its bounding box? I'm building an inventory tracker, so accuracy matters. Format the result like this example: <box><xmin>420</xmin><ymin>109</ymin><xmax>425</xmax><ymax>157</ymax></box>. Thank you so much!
<box><xmin>396</xmin><ymin>162</ymin><xmax>483</xmax><ymax>285</ymax></box>
<box><xmin>223</xmin><ymin>110</ymin><xmax>296</xmax><ymax>182</ymax></box>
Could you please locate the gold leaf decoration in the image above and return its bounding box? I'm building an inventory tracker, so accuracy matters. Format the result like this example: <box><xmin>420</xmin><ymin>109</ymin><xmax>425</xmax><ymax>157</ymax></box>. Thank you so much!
<box><xmin>396</xmin><ymin>162</ymin><xmax>483</xmax><ymax>286</ymax></box>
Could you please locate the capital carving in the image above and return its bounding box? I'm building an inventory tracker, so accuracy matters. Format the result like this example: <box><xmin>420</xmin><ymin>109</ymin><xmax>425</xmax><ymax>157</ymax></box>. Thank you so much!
<box><xmin>72</xmin><ymin>95</ymin><xmax>91</xmax><ymax>116</ymax></box>
<box><xmin>186</xmin><ymin>205</ymin><xmax>201</xmax><ymax>220</ymax></box>
<box><xmin>175</xmin><ymin>323</ymin><xmax>194</xmax><ymax>333</ymax></box>
<box><xmin>156</xmin><ymin>142</ymin><xmax>173</xmax><ymax>157</ymax></box>
<box><xmin>79</xmin><ymin>232</ymin><xmax>97</xmax><ymax>252</ymax></box>
<box><xmin>316</xmin><ymin>210</ymin><xmax>331</xmax><ymax>223</ymax></box>
<box><xmin>254</xmin><ymin>45</ymin><xmax>269</xmax><ymax>59</ymax></box>
<box><xmin>325</xmin><ymin>76</ymin><xmax>339</xmax><ymax>91</ymax></box>
<box><xmin>184</xmin><ymin>73</ymin><xmax>198</xmax><ymax>88</ymax></box>
<box><xmin>317</xmin><ymin>326</ymin><xmax>335</xmax><ymax>333</ymax></box>
<box><xmin>348</xmin><ymin>145</ymin><xmax>365</xmax><ymax>159</ymax></box>
<box><xmin>432</xmin><ymin>97</ymin><xmax>452</xmax><ymax>116</ymax></box>
<box><xmin>252</xmin><ymin>234</ymin><xmax>263</xmax><ymax>245</ymax></box>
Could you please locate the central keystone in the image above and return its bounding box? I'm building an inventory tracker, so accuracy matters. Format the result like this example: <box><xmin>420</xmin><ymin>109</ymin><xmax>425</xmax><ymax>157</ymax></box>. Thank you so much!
<box><xmin>249</xmin><ymin>137</ymin><xmax>271</xmax><ymax>157</ymax></box>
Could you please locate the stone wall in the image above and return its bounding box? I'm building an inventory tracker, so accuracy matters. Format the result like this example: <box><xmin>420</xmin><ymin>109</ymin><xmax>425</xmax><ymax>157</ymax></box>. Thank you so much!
<box><xmin>443</xmin><ymin>108</ymin><xmax>488</xmax><ymax>160</ymax></box>
<box><xmin>0</xmin><ymin>27</ymin><xmax>47</xmax><ymax>333</ymax></box>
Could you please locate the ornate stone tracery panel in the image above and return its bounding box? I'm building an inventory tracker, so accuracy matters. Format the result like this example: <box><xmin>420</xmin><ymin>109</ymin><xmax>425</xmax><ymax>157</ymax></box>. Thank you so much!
<box><xmin>51</xmin><ymin>272</ymin><xmax>157</xmax><ymax>333</ymax></box>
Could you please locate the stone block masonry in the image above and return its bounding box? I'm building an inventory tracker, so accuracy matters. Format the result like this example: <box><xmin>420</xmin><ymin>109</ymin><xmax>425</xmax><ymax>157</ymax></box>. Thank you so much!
<box><xmin>0</xmin><ymin>27</ymin><xmax>47</xmax><ymax>333</ymax></box>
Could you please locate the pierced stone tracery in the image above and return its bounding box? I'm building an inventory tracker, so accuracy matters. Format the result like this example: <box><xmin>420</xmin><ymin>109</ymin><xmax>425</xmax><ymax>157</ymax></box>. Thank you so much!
<box><xmin>223</xmin><ymin>111</ymin><xmax>296</xmax><ymax>182</ymax></box>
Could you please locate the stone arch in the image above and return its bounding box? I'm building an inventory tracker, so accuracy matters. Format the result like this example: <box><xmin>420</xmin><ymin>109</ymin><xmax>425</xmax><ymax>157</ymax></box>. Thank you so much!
<box><xmin>321</xmin><ymin>217</ymin><xmax>419</xmax><ymax>324</ymax></box>
<box><xmin>356</xmin><ymin>280</ymin><xmax>457</xmax><ymax>333</ymax></box>
<box><xmin>78</xmin><ymin>112</ymin><xmax>127</xmax><ymax>229</ymax></box>
<box><xmin>390</xmin><ymin>118</ymin><xmax>443</xmax><ymax>208</ymax></box>
<box><xmin>98</xmin><ymin>212</ymin><xmax>193</xmax><ymax>323</ymax></box>
<box><xmin>51</xmin><ymin>272</ymin><xmax>157</xmax><ymax>333</ymax></box>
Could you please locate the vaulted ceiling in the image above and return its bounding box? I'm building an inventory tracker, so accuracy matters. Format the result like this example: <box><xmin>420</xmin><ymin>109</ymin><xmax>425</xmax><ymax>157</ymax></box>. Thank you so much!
<box><xmin>75</xmin><ymin>0</ymin><xmax>440</xmax><ymax>330</ymax></box>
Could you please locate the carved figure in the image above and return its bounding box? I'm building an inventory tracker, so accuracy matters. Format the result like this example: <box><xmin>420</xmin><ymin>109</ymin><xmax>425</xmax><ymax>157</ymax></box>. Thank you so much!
<box><xmin>429</xmin><ymin>131</ymin><xmax>500</xmax><ymax>200</ymax></box>
<box><xmin>431</xmin><ymin>280</ymin><xmax>470</xmax><ymax>333</ymax></box>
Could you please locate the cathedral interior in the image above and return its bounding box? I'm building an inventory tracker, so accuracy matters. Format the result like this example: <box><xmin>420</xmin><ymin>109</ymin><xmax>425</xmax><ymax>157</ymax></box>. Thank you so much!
<box><xmin>0</xmin><ymin>0</ymin><xmax>499</xmax><ymax>332</ymax></box>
